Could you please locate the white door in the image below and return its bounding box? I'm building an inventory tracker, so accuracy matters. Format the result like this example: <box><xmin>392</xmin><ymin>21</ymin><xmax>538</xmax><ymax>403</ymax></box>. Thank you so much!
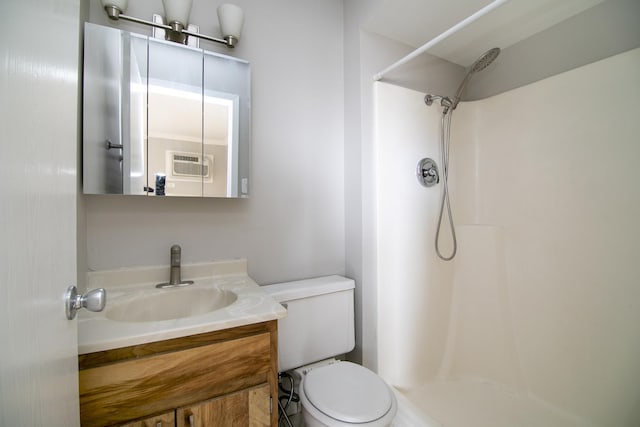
<box><xmin>0</xmin><ymin>1</ymin><xmax>80</xmax><ymax>426</ymax></box>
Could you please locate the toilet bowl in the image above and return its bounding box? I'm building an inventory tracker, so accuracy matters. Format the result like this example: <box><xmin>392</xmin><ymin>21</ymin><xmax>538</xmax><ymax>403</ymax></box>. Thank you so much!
<box><xmin>263</xmin><ymin>276</ymin><xmax>397</xmax><ymax>427</ymax></box>
<box><xmin>296</xmin><ymin>360</ymin><xmax>397</xmax><ymax>427</ymax></box>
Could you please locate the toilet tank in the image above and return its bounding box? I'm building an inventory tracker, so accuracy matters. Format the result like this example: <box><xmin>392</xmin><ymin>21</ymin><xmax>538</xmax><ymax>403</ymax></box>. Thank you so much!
<box><xmin>263</xmin><ymin>275</ymin><xmax>355</xmax><ymax>372</ymax></box>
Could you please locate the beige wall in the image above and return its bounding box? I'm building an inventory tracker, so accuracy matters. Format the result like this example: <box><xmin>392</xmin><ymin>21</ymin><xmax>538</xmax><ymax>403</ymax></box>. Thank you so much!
<box><xmin>376</xmin><ymin>48</ymin><xmax>640</xmax><ymax>426</ymax></box>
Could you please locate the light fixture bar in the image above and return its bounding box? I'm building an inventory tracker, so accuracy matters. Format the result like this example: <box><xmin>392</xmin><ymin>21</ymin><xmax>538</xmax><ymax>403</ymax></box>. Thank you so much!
<box><xmin>103</xmin><ymin>5</ymin><xmax>234</xmax><ymax>48</ymax></box>
<box><xmin>182</xmin><ymin>29</ymin><xmax>229</xmax><ymax>47</ymax></box>
<box><xmin>119</xmin><ymin>13</ymin><xmax>172</xmax><ymax>31</ymax></box>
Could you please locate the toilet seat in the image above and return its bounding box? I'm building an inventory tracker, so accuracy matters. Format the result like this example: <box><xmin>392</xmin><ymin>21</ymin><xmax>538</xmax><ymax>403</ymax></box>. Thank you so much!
<box><xmin>299</xmin><ymin>361</ymin><xmax>397</xmax><ymax>426</ymax></box>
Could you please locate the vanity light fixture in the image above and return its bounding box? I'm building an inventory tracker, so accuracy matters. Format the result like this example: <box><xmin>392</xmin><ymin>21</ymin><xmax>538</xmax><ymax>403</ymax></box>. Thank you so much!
<box><xmin>100</xmin><ymin>0</ymin><xmax>244</xmax><ymax>48</ymax></box>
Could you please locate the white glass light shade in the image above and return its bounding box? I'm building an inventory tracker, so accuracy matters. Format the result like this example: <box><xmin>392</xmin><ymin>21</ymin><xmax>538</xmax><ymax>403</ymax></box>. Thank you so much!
<box><xmin>217</xmin><ymin>4</ymin><xmax>244</xmax><ymax>40</ymax></box>
<box><xmin>101</xmin><ymin>0</ymin><xmax>128</xmax><ymax>12</ymax></box>
<box><xmin>162</xmin><ymin>0</ymin><xmax>193</xmax><ymax>25</ymax></box>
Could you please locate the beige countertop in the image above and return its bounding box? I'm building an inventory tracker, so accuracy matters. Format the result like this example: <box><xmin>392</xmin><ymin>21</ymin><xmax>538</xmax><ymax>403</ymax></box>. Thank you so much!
<box><xmin>78</xmin><ymin>259</ymin><xmax>286</xmax><ymax>354</ymax></box>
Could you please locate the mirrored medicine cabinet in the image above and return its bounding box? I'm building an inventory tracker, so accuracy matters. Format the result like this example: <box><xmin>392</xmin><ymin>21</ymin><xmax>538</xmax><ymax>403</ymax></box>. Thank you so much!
<box><xmin>83</xmin><ymin>22</ymin><xmax>250</xmax><ymax>198</ymax></box>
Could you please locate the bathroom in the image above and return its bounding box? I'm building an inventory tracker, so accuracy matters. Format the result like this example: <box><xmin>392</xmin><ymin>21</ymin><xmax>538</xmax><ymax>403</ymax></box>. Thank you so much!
<box><xmin>1</xmin><ymin>0</ymin><xmax>639</xmax><ymax>426</ymax></box>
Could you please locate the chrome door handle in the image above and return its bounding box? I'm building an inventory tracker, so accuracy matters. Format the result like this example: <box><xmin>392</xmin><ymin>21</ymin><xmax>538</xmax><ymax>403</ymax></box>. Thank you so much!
<box><xmin>65</xmin><ymin>286</ymin><xmax>106</xmax><ymax>320</ymax></box>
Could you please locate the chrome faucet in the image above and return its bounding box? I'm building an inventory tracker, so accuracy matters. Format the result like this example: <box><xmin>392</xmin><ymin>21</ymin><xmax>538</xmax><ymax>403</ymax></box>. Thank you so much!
<box><xmin>156</xmin><ymin>244</ymin><xmax>194</xmax><ymax>288</ymax></box>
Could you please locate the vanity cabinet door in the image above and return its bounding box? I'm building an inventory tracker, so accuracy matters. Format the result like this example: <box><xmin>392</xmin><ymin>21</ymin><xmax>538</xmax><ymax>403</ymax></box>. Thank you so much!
<box><xmin>79</xmin><ymin>330</ymin><xmax>273</xmax><ymax>426</ymax></box>
<box><xmin>119</xmin><ymin>411</ymin><xmax>175</xmax><ymax>427</ymax></box>
<box><xmin>176</xmin><ymin>383</ymin><xmax>270</xmax><ymax>427</ymax></box>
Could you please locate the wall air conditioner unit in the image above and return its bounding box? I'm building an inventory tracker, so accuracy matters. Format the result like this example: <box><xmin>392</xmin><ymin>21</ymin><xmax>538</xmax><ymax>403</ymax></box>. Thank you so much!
<box><xmin>166</xmin><ymin>151</ymin><xmax>214</xmax><ymax>183</ymax></box>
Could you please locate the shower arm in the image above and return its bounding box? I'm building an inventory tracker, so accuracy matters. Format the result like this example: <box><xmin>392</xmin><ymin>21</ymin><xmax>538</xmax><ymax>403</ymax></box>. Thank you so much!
<box><xmin>427</xmin><ymin>47</ymin><xmax>501</xmax><ymax>112</ymax></box>
<box><xmin>424</xmin><ymin>94</ymin><xmax>453</xmax><ymax>114</ymax></box>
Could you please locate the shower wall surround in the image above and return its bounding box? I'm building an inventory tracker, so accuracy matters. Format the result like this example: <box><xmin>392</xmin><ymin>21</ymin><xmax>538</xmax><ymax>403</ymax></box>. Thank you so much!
<box><xmin>375</xmin><ymin>48</ymin><xmax>640</xmax><ymax>426</ymax></box>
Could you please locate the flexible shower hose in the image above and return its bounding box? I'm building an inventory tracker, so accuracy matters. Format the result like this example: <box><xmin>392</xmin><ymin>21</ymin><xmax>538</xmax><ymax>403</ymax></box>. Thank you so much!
<box><xmin>435</xmin><ymin>110</ymin><xmax>457</xmax><ymax>261</ymax></box>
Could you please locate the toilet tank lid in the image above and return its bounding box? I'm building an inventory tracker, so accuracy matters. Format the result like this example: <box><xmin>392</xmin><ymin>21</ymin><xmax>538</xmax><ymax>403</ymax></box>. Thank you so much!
<box><xmin>263</xmin><ymin>275</ymin><xmax>354</xmax><ymax>303</ymax></box>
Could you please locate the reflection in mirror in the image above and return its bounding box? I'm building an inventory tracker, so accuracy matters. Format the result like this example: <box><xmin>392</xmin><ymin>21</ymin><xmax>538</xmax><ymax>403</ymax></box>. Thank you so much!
<box><xmin>83</xmin><ymin>24</ymin><xmax>139</xmax><ymax>194</ymax></box>
<box><xmin>203</xmin><ymin>91</ymin><xmax>239</xmax><ymax>197</ymax></box>
<box><xmin>147</xmin><ymin>39</ymin><xmax>203</xmax><ymax>197</ymax></box>
<box><xmin>147</xmin><ymin>86</ymin><xmax>238</xmax><ymax>197</ymax></box>
<box><xmin>82</xmin><ymin>23</ymin><xmax>251</xmax><ymax>198</ymax></box>
<box><xmin>126</xmin><ymin>35</ymin><xmax>148</xmax><ymax>195</ymax></box>
<box><xmin>204</xmin><ymin>51</ymin><xmax>250</xmax><ymax>198</ymax></box>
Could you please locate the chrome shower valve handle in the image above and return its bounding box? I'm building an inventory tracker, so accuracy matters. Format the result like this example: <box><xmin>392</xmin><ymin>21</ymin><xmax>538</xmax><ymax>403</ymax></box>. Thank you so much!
<box><xmin>417</xmin><ymin>158</ymin><xmax>440</xmax><ymax>187</ymax></box>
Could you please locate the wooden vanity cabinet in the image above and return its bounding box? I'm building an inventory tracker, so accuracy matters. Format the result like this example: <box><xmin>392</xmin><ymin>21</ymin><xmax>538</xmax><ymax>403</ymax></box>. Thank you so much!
<box><xmin>176</xmin><ymin>383</ymin><xmax>270</xmax><ymax>427</ymax></box>
<box><xmin>78</xmin><ymin>321</ymin><xmax>278</xmax><ymax>427</ymax></box>
<box><xmin>120</xmin><ymin>412</ymin><xmax>175</xmax><ymax>427</ymax></box>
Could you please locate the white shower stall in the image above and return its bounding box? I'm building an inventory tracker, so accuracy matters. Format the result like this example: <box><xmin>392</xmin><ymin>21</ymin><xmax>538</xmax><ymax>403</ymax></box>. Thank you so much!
<box><xmin>374</xmin><ymin>48</ymin><xmax>640</xmax><ymax>427</ymax></box>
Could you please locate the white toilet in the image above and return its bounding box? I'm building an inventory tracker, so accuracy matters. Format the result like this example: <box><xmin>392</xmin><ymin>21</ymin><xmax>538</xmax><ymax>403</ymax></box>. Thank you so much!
<box><xmin>264</xmin><ymin>276</ymin><xmax>397</xmax><ymax>427</ymax></box>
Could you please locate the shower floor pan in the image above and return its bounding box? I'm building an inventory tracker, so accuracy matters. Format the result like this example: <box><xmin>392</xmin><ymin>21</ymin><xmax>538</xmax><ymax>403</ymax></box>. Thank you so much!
<box><xmin>393</xmin><ymin>379</ymin><xmax>587</xmax><ymax>427</ymax></box>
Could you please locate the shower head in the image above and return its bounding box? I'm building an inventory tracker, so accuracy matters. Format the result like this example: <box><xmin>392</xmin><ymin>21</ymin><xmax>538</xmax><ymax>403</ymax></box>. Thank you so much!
<box><xmin>451</xmin><ymin>47</ymin><xmax>500</xmax><ymax>110</ymax></box>
<box><xmin>469</xmin><ymin>47</ymin><xmax>500</xmax><ymax>73</ymax></box>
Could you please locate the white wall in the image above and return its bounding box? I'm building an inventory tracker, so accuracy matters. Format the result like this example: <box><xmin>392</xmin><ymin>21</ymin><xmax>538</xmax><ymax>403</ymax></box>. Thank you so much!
<box><xmin>82</xmin><ymin>0</ymin><xmax>345</xmax><ymax>285</ymax></box>
<box><xmin>375</xmin><ymin>48</ymin><xmax>640</xmax><ymax>426</ymax></box>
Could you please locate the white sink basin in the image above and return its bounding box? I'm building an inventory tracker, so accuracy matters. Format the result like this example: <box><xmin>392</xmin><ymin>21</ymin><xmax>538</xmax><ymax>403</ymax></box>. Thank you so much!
<box><xmin>78</xmin><ymin>260</ymin><xmax>288</xmax><ymax>354</ymax></box>
<box><xmin>106</xmin><ymin>287</ymin><xmax>237</xmax><ymax>322</ymax></box>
